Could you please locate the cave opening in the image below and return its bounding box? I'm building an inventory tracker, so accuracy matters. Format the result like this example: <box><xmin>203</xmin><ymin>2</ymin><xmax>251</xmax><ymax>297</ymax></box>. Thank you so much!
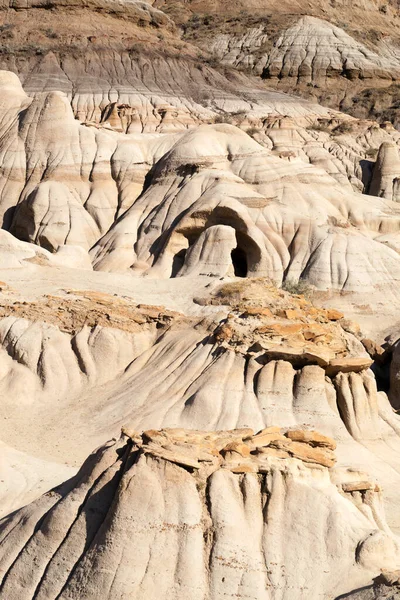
<box><xmin>171</xmin><ymin>248</ymin><xmax>187</xmax><ymax>277</ymax></box>
<box><xmin>231</xmin><ymin>246</ymin><xmax>248</xmax><ymax>277</ymax></box>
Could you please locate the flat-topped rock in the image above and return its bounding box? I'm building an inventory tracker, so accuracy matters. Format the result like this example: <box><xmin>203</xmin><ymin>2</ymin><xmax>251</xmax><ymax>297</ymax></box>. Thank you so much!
<box><xmin>130</xmin><ymin>426</ymin><xmax>337</xmax><ymax>469</ymax></box>
<box><xmin>326</xmin><ymin>357</ymin><xmax>373</xmax><ymax>376</ymax></box>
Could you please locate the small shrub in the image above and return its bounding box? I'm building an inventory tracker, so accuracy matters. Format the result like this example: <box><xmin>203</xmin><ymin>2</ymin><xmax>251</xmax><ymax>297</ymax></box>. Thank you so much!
<box><xmin>214</xmin><ymin>114</ymin><xmax>233</xmax><ymax>124</ymax></box>
<box><xmin>332</xmin><ymin>121</ymin><xmax>354</xmax><ymax>135</ymax></box>
<box><xmin>0</xmin><ymin>24</ymin><xmax>15</xmax><ymax>39</ymax></box>
<box><xmin>216</xmin><ymin>281</ymin><xmax>246</xmax><ymax>297</ymax></box>
<box><xmin>365</xmin><ymin>147</ymin><xmax>378</xmax><ymax>158</ymax></box>
<box><xmin>204</xmin><ymin>55</ymin><xmax>220</xmax><ymax>69</ymax></box>
<box><xmin>0</xmin><ymin>24</ymin><xmax>14</xmax><ymax>32</ymax></box>
<box><xmin>44</xmin><ymin>28</ymin><xmax>58</xmax><ymax>39</ymax></box>
<box><xmin>307</xmin><ymin>123</ymin><xmax>331</xmax><ymax>134</ymax></box>
<box><xmin>282</xmin><ymin>279</ymin><xmax>312</xmax><ymax>297</ymax></box>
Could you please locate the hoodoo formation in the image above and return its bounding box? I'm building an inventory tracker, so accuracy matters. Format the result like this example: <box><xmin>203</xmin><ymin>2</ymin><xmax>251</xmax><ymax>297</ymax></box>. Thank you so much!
<box><xmin>2</xmin><ymin>0</ymin><xmax>400</xmax><ymax>598</ymax></box>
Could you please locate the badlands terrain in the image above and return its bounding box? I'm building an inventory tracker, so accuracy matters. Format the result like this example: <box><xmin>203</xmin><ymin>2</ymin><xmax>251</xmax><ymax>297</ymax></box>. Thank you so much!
<box><xmin>3</xmin><ymin>0</ymin><xmax>400</xmax><ymax>598</ymax></box>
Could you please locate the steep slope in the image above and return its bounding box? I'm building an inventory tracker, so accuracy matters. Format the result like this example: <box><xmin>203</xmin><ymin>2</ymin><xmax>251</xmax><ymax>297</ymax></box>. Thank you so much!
<box><xmin>1</xmin><ymin>1</ymin><xmax>400</xmax><ymax>594</ymax></box>
<box><xmin>0</xmin><ymin>0</ymin><xmax>338</xmax><ymax>124</ymax></box>
<box><xmin>157</xmin><ymin>0</ymin><xmax>400</xmax><ymax>122</ymax></box>
<box><xmin>2</xmin><ymin>0</ymin><xmax>400</xmax><ymax>122</ymax></box>
<box><xmin>1</xmin><ymin>428</ymin><xmax>400</xmax><ymax>599</ymax></box>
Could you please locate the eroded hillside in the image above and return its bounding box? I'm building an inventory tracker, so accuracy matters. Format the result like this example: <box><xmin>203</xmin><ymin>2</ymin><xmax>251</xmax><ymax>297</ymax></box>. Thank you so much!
<box><xmin>0</xmin><ymin>0</ymin><xmax>400</xmax><ymax>598</ymax></box>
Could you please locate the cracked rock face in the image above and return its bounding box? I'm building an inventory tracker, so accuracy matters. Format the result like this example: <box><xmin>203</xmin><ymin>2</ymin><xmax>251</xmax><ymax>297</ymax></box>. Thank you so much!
<box><xmin>0</xmin><ymin>428</ymin><xmax>399</xmax><ymax>600</ymax></box>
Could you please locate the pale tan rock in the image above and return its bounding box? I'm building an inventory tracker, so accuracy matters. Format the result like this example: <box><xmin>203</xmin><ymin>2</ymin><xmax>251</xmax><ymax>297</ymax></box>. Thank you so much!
<box><xmin>342</xmin><ymin>481</ymin><xmax>374</xmax><ymax>492</ymax></box>
<box><xmin>256</xmin><ymin>447</ymin><xmax>291</xmax><ymax>460</ymax></box>
<box><xmin>242</xmin><ymin>307</ymin><xmax>274</xmax><ymax>317</ymax></box>
<box><xmin>361</xmin><ymin>338</ymin><xmax>387</xmax><ymax>364</ymax></box>
<box><xmin>221</xmin><ymin>441</ymin><xmax>251</xmax><ymax>457</ymax></box>
<box><xmin>339</xmin><ymin>319</ymin><xmax>362</xmax><ymax>337</ymax></box>
<box><xmin>285</xmin><ymin>429</ymin><xmax>336</xmax><ymax>450</ymax></box>
<box><xmin>326</xmin><ymin>309</ymin><xmax>344</xmax><ymax>321</ymax></box>
<box><xmin>250</xmin><ymin>434</ymin><xmax>288</xmax><ymax>449</ymax></box>
<box><xmin>270</xmin><ymin>439</ymin><xmax>336</xmax><ymax>467</ymax></box>
<box><xmin>248</xmin><ymin>427</ymin><xmax>286</xmax><ymax>449</ymax></box>
<box><xmin>256</xmin><ymin>323</ymin><xmax>304</xmax><ymax>335</ymax></box>
<box><xmin>0</xmin><ymin>431</ymin><xmax>398</xmax><ymax>600</ymax></box>
<box><xmin>326</xmin><ymin>357</ymin><xmax>373</xmax><ymax>376</ymax></box>
<box><xmin>303</xmin><ymin>324</ymin><xmax>328</xmax><ymax>340</ymax></box>
<box><xmin>142</xmin><ymin>443</ymin><xmax>202</xmax><ymax>469</ymax></box>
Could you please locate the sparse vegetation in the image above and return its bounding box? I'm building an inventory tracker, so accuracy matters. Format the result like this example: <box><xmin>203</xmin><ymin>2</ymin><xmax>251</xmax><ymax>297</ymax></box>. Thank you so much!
<box><xmin>44</xmin><ymin>28</ymin><xmax>58</xmax><ymax>39</ymax></box>
<box><xmin>307</xmin><ymin>123</ymin><xmax>331</xmax><ymax>134</ymax></box>
<box><xmin>0</xmin><ymin>24</ymin><xmax>15</xmax><ymax>40</ymax></box>
<box><xmin>213</xmin><ymin>114</ymin><xmax>234</xmax><ymax>124</ymax></box>
<box><xmin>365</xmin><ymin>147</ymin><xmax>379</xmax><ymax>158</ymax></box>
<box><xmin>332</xmin><ymin>121</ymin><xmax>355</xmax><ymax>135</ymax></box>
<box><xmin>282</xmin><ymin>279</ymin><xmax>313</xmax><ymax>297</ymax></box>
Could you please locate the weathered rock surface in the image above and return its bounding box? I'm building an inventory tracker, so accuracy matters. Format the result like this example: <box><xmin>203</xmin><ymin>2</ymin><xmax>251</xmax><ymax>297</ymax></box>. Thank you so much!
<box><xmin>163</xmin><ymin>1</ymin><xmax>400</xmax><ymax>123</ymax></box>
<box><xmin>1</xmin><ymin>2</ymin><xmax>400</xmax><ymax>593</ymax></box>
<box><xmin>1</xmin><ymin>279</ymin><xmax>400</xmax><ymax>534</ymax></box>
<box><xmin>265</xmin><ymin>17</ymin><xmax>399</xmax><ymax>84</ymax></box>
<box><xmin>0</xmin><ymin>428</ymin><xmax>399</xmax><ymax>599</ymax></box>
<box><xmin>1</xmin><ymin>70</ymin><xmax>400</xmax><ymax>300</ymax></box>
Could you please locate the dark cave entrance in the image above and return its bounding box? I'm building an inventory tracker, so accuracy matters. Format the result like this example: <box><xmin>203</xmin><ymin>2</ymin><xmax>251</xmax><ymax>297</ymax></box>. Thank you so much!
<box><xmin>231</xmin><ymin>246</ymin><xmax>248</xmax><ymax>277</ymax></box>
<box><xmin>171</xmin><ymin>248</ymin><xmax>187</xmax><ymax>277</ymax></box>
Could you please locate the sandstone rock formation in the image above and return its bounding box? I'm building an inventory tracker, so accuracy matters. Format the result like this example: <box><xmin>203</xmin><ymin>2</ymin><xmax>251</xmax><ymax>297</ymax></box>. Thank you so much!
<box><xmin>1</xmin><ymin>69</ymin><xmax>400</xmax><ymax>301</ymax></box>
<box><xmin>1</xmin><ymin>0</ymin><xmax>400</xmax><ymax>596</ymax></box>
<box><xmin>370</xmin><ymin>142</ymin><xmax>400</xmax><ymax>201</ymax></box>
<box><xmin>211</xmin><ymin>16</ymin><xmax>400</xmax><ymax>85</ymax></box>
<box><xmin>1</xmin><ymin>277</ymin><xmax>400</xmax><ymax>538</ymax></box>
<box><xmin>1</xmin><ymin>428</ymin><xmax>400</xmax><ymax>599</ymax></box>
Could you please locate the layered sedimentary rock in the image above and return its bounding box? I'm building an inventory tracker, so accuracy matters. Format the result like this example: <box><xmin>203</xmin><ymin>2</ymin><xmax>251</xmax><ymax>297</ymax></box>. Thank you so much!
<box><xmin>2</xmin><ymin>70</ymin><xmax>400</xmax><ymax>298</ymax></box>
<box><xmin>1</xmin><ymin>0</ymin><xmax>400</xmax><ymax>125</ymax></box>
<box><xmin>1</xmin><ymin>279</ymin><xmax>400</xmax><ymax>536</ymax></box>
<box><xmin>88</xmin><ymin>122</ymin><xmax>400</xmax><ymax>291</ymax></box>
<box><xmin>210</xmin><ymin>16</ymin><xmax>400</xmax><ymax>85</ymax></box>
<box><xmin>164</xmin><ymin>1</ymin><xmax>400</xmax><ymax>122</ymax></box>
<box><xmin>1</xmin><ymin>428</ymin><xmax>400</xmax><ymax>600</ymax></box>
<box><xmin>2</xmin><ymin>0</ymin><xmax>400</xmax><ymax>596</ymax></box>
